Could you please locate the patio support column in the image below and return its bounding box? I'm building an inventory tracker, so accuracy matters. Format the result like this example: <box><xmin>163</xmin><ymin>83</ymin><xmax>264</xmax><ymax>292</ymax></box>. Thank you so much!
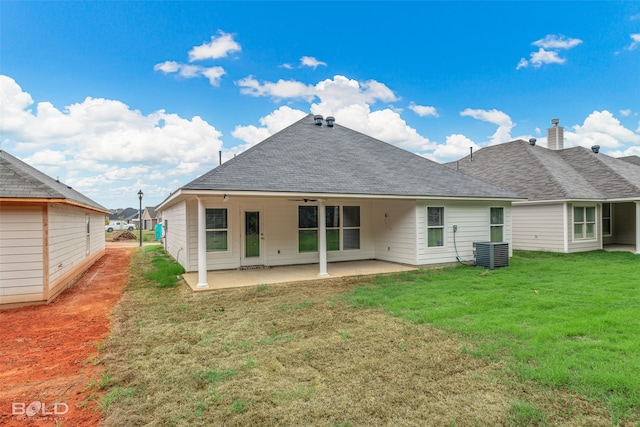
<box><xmin>318</xmin><ymin>201</ymin><xmax>329</xmax><ymax>277</ymax></box>
<box><xmin>636</xmin><ymin>202</ymin><xmax>640</xmax><ymax>254</ymax></box>
<box><xmin>196</xmin><ymin>197</ymin><xmax>209</xmax><ymax>289</ymax></box>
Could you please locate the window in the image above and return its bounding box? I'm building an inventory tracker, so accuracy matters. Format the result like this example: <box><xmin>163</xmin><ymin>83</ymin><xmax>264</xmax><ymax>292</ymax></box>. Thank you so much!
<box><xmin>574</xmin><ymin>206</ymin><xmax>596</xmax><ymax>240</ymax></box>
<box><xmin>298</xmin><ymin>205</ymin><xmax>361</xmax><ymax>253</ymax></box>
<box><xmin>427</xmin><ymin>207</ymin><xmax>444</xmax><ymax>247</ymax></box>
<box><xmin>326</xmin><ymin>206</ymin><xmax>340</xmax><ymax>251</ymax></box>
<box><xmin>206</xmin><ymin>208</ymin><xmax>228</xmax><ymax>251</ymax></box>
<box><xmin>602</xmin><ymin>203</ymin><xmax>611</xmax><ymax>236</ymax></box>
<box><xmin>343</xmin><ymin>206</ymin><xmax>360</xmax><ymax>250</ymax></box>
<box><xmin>86</xmin><ymin>215</ymin><xmax>90</xmax><ymax>255</ymax></box>
<box><xmin>490</xmin><ymin>207</ymin><xmax>504</xmax><ymax>242</ymax></box>
<box><xmin>298</xmin><ymin>206</ymin><xmax>318</xmax><ymax>252</ymax></box>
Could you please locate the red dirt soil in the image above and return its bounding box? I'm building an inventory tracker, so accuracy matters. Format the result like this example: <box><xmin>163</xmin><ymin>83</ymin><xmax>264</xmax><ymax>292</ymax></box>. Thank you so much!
<box><xmin>0</xmin><ymin>246</ymin><xmax>135</xmax><ymax>427</ymax></box>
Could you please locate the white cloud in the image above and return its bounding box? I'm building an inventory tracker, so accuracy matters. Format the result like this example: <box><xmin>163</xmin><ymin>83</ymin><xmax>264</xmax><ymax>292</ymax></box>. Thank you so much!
<box><xmin>188</xmin><ymin>31</ymin><xmax>241</xmax><ymax>61</ymax></box>
<box><xmin>566</xmin><ymin>110</ymin><xmax>640</xmax><ymax>150</ymax></box>
<box><xmin>154</xmin><ymin>62</ymin><xmax>226</xmax><ymax>86</ymax></box>
<box><xmin>530</xmin><ymin>48</ymin><xmax>566</xmax><ymax>67</ymax></box>
<box><xmin>626</xmin><ymin>33</ymin><xmax>640</xmax><ymax>51</ymax></box>
<box><xmin>231</xmin><ymin>106</ymin><xmax>307</xmax><ymax>149</ymax></box>
<box><xmin>409</xmin><ymin>103</ymin><xmax>439</xmax><ymax>117</ymax></box>
<box><xmin>432</xmin><ymin>134</ymin><xmax>480</xmax><ymax>160</ymax></box>
<box><xmin>236</xmin><ymin>75</ymin><xmax>316</xmax><ymax>101</ymax></box>
<box><xmin>620</xmin><ymin>109</ymin><xmax>632</xmax><ymax>117</ymax></box>
<box><xmin>460</xmin><ymin>108</ymin><xmax>514</xmax><ymax>145</ymax></box>
<box><xmin>532</xmin><ymin>34</ymin><xmax>583</xmax><ymax>49</ymax></box>
<box><xmin>154</xmin><ymin>31</ymin><xmax>238</xmax><ymax>86</ymax></box>
<box><xmin>517</xmin><ymin>34</ymin><xmax>581</xmax><ymax>69</ymax></box>
<box><xmin>0</xmin><ymin>75</ymin><xmax>224</xmax><ymax>204</ymax></box>
<box><xmin>233</xmin><ymin>75</ymin><xmax>431</xmax><ymax>153</ymax></box>
<box><xmin>300</xmin><ymin>56</ymin><xmax>327</xmax><ymax>69</ymax></box>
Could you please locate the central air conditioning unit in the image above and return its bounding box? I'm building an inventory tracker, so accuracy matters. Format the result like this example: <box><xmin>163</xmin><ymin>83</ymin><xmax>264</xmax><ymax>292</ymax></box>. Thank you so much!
<box><xmin>473</xmin><ymin>242</ymin><xmax>509</xmax><ymax>269</ymax></box>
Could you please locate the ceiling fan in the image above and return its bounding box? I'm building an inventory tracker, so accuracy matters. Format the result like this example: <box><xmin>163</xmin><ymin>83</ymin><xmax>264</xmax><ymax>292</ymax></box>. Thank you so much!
<box><xmin>287</xmin><ymin>198</ymin><xmax>317</xmax><ymax>203</ymax></box>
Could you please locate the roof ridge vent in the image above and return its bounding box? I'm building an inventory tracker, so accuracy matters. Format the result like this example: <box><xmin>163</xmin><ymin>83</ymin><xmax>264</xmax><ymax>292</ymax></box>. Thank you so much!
<box><xmin>314</xmin><ymin>115</ymin><xmax>323</xmax><ymax>126</ymax></box>
<box><xmin>325</xmin><ymin>116</ymin><xmax>335</xmax><ymax>127</ymax></box>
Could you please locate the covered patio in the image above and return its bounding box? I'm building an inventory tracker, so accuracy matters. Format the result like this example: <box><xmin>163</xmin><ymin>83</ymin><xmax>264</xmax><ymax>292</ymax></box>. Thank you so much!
<box><xmin>182</xmin><ymin>260</ymin><xmax>418</xmax><ymax>291</ymax></box>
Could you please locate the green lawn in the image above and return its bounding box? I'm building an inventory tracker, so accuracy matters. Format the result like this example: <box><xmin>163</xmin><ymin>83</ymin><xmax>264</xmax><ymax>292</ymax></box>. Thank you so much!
<box><xmin>344</xmin><ymin>250</ymin><xmax>640</xmax><ymax>423</ymax></box>
<box><xmin>97</xmin><ymin>248</ymin><xmax>640</xmax><ymax>425</ymax></box>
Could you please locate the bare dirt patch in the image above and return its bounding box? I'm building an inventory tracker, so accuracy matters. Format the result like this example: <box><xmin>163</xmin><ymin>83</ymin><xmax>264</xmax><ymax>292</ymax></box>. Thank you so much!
<box><xmin>0</xmin><ymin>246</ymin><xmax>135</xmax><ymax>427</ymax></box>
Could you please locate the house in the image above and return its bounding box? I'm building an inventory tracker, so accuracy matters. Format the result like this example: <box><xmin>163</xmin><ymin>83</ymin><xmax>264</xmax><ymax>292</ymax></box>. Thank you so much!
<box><xmin>107</xmin><ymin>207</ymin><xmax>139</xmax><ymax>225</ymax></box>
<box><xmin>0</xmin><ymin>150</ymin><xmax>110</xmax><ymax>308</ymax></box>
<box><xmin>141</xmin><ymin>206</ymin><xmax>158</xmax><ymax>231</ymax></box>
<box><xmin>156</xmin><ymin>114</ymin><xmax>522</xmax><ymax>288</ymax></box>
<box><xmin>448</xmin><ymin>121</ymin><xmax>640</xmax><ymax>254</ymax></box>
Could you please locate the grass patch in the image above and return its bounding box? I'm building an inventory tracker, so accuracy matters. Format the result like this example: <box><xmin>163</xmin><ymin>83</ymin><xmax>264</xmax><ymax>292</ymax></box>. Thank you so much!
<box><xmin>99</xmin><ymin>248</ymin><xmax>639</xmax><ymax>425</ymax></box>
<box><xmin>143</xmin><ymin>245</ymin><xmax>185</xmax><ymax>287</ymax></box>
<box><xmin>344</xmin><ymin>250</ymin><xmax>640</xmax><ymax>421</ymax></box>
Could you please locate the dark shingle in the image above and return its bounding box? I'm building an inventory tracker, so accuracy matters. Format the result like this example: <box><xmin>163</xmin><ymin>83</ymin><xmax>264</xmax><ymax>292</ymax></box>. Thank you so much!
<box><xmin>448</xmin><ymin>140</ymin><xmax>640</xmax><ymax>201</ymax></box>
<box><xmin>0</xmin><ymin>150</ymin><xmax>108</xmax><ymax>211</ymax></box>
<box><xmin>183</xmin><ymin>115</ymin><xmax>521</xmax><ymax>199</ymax></box>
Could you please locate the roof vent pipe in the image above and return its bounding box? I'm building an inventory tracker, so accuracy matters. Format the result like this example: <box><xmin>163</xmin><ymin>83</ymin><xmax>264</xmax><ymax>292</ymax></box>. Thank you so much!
<box><xmin>314</xmin><ymin>115</ymin><xmax>323</xmax><ymax>125</ymax></box>
<box><xmin>325</xmin><ymin>116</ymin><xmax>335</xmax><ymax>127</ymax></box>
<box><xmin>529</xmin><ymin>138</ymin><xmax>537</xmax><ymax>146</ymax></box>
<box><xmin>469</xmin><ymin>146</ymin><xmax>473</xmax><ymax>162</ymax></box>
<box><xmin>592</xmin><ymin>145</ymin><xmax>600</xmax><ymax>154</ymax></box>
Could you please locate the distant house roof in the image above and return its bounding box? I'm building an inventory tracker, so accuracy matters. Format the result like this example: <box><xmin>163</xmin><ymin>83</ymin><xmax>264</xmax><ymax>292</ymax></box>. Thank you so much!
<box><xmin>144</xmin><ymin>206</ymin><xmax>157</xmax><ymax>218</ymax></box>
<box><xmin>448</xmin><ymin>140</ymin><xmax>640</xmax><ymax>202</ymax></box>
<box><xmin>107</xmin><ymin>207</ymin><xmax>139</xmax><ymax>221</ymax></box>
<box><xmin>0</xmin><ymin>150</ymin><xmax>109</xmax><ymax>212</ymax></box>
<box><xmin>167</xmin><ymin>114</ymin><xmax>521</xmax><ymax>204</ymax></box>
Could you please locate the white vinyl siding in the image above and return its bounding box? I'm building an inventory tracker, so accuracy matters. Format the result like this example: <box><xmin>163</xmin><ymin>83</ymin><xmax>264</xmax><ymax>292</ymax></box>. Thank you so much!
<box><xmin>163</xmin><ymin>200</ymin><xmax>189</xmax><ymax>269</ymax></box>
<box><xmin>164</xmin><ymin>196</ymin><xmax>513</xmax><ymax>271</ymax></box>
<box><xmin>0</xmin><ymin>206</ymin><xmax>44</xmax><ymax>304</ymax></box>
<box><xmin>48</xmin><ymin>205</ymin><xmax>105</xmax><ymax>295</ymax></box>
<box><xmin>511</xmin><ymin>203</ymin><xmax>566</xmax><ymax>252</ymax></box>
<box><xmin>417</xmin><ymin>200</ymin><xmax>512</xmax><ymax>265</ymax></box>
<box><xmin>1</xmin><ymin>204</ymin><xmax>105</xmax><ymax>307</ymax></box>
<box><xmin>373</xmin><ymin>199</ymin><xmax>417</xmax><ymax>265</ymax></box>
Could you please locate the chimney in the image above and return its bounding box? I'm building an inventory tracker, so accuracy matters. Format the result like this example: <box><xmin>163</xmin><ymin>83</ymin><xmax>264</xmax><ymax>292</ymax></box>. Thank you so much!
<box><xmin>547</xmin><ymin>118</ymin><xmax>564</xmax><ymax>150</ymax></box>
<box><xmin>314</xmin><ymin>115</ymin><xmax>323</xmax><ymax>125</ymax></box>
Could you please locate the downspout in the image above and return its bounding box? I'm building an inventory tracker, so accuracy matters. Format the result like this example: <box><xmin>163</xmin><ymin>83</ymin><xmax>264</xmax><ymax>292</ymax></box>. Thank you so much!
<box><xmin>196</xmin><ymin>197</ymin><xmax>209</xmax><ymax>289</ymax></box>
<box><xmin>563</xmin><ymin>202</ymin><xmax>569</xmax><ymax>253</ymax></box>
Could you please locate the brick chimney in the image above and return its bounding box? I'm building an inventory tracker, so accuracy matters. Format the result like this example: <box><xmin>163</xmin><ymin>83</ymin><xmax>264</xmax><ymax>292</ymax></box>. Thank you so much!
<box><xmin>547</xmin><ymin>118</ymin><xmax>564</xmax><ymax>150</ymax></box>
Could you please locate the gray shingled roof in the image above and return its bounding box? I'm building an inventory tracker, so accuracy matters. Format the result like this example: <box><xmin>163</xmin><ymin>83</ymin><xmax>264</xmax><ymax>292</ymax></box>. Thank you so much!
<box><xmin>618</xmin><ymin>155</ymin><xmax>640</xmax><ymax>167</ymax></box>
<box><xmin>447</xmin><ymin>140</ymin><xmax>640</xmax><ymax>201</ymax></box>
<box><xmin>183</xmin><ymin>115</ymin><xmax>522</xmax><ymax>199</ymax></box>
<box><xmin>0</xmin><ymin>150</ymin><xmax>108</xmax><ymax>212</ymax></box>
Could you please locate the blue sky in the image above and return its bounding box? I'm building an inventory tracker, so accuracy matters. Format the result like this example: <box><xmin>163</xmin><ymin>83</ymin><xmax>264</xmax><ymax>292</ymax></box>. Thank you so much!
<box><xmin>1</xmin><ymin>1</ymin><xmax>639</xmax><ymax>209</ymax></box>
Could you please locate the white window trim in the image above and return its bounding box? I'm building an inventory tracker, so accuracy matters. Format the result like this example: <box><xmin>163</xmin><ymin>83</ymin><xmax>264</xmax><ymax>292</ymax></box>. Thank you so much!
<box><xmin>602</xmin><ymin>203</ymin><xmax>612</xmax><ymax>237</ymax></box>
<box><xmin>572</xmin><ymin>205</ymin><xmax>597</xmax><ymax>242</ymax></box>
<box><xmin>490</xmin><ymin>207</ymin><xmax>504</xmax><ymax>242</ymax></box>
<box><xmin>427</xmin><ymin>206</ymin><xmax>446</xmax><ymax>248</ymax></box>
<box><xmin>205</xmin><ymin>207</ymin><xmax>230</xmax><ymax>253</ymax></box>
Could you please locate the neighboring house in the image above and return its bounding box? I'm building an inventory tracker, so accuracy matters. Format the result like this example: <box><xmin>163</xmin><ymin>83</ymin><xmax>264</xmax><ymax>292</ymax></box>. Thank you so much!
<box><xmin>107</xmin><ymin>207</ymin><xmax>139</xmax><ymax>225</ymax></box>
<box><xmin>156</xmin><ymin>114</ymin><xmax>522</xmax><ymax>288</ymax></box>
<box><xmin>448</xmin><ymin>122</ymin><xmax>640</xmax><ymax>254</ymax></box>
<box><xmin>0</xmin><ymin>150</ymin><xmax>110</xmax><ymax>308</ymax></box>
<box><xmin>141</xmin><ymin>206</ymin><xmax>158</xmax><ymax>231</ymax></box>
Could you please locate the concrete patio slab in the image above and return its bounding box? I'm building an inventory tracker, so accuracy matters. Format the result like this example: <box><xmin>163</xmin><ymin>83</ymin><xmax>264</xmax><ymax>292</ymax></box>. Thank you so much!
<box><xmin>182</xmin><ymin>260</ymin><xmax>418</xmax><ymax>291</ymax></box>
